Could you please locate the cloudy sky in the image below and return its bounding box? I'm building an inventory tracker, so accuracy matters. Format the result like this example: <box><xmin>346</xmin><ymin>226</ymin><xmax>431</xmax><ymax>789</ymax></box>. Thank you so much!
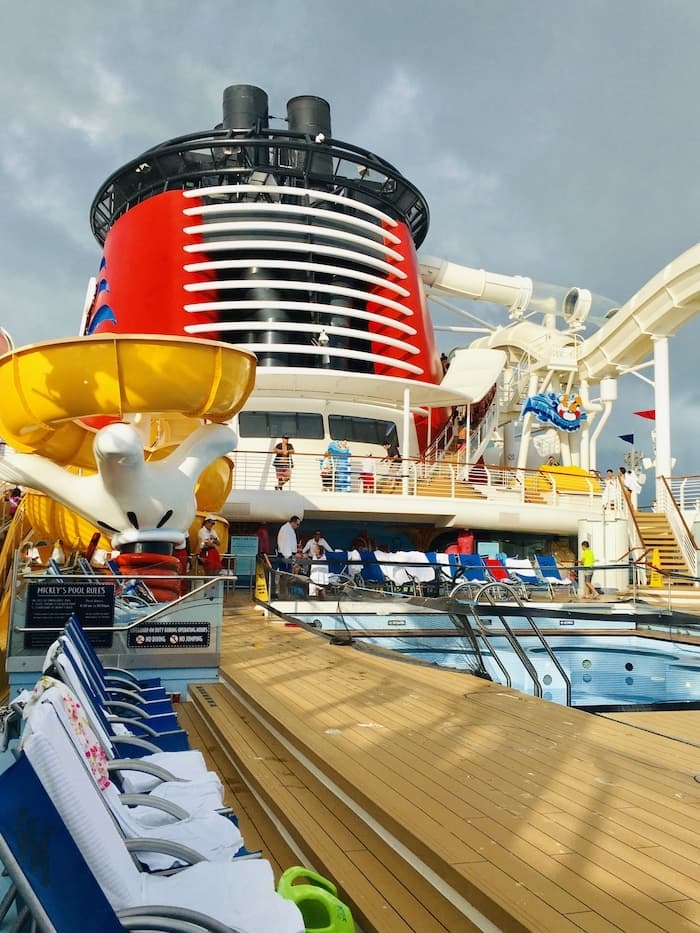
<box><xmin>2</xmin><ymin>0</ymin><xmax>699</xmax><ymax>475</ymax></box>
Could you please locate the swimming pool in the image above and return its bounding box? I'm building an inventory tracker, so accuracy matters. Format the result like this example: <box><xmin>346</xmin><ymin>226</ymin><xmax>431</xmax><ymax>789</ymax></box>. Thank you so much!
<box><xmin>291</xmin><ymin>609</ymin><xmax>700</xmax><ymax>707</ymax></box>
<box><xmin>367</xmin><ymin>633</ymin><xmax>700</xmax><ymax>706</ymax></box>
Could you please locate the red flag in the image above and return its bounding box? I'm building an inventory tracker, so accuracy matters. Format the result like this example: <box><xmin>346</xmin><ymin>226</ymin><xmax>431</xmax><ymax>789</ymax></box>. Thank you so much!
<box><xmin>634</xmin><ymin>410</ymin><xmax>656</xmax><ymax>420</ymax></box>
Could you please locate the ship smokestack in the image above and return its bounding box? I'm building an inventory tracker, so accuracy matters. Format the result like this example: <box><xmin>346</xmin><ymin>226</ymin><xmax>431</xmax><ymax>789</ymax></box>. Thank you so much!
<box><xmin>287</xmin><ymin>95</ymin><xmax>332</xmax><ymax>177</ymax></box>
<box><xmin>286</xmin><ymin>95</ymin><xmax>332</xmax><ymax>139</ymax></box>
<box><xmin>222</xmin><ymin>84</ymin><xmax>269</xmax><ymax>131</ymax></box>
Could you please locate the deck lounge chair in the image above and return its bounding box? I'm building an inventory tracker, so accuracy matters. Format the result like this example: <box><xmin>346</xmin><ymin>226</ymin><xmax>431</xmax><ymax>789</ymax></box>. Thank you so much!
<box><xmin>446</xmin><ymin>554</ymin><xmax>495</xmax><ymax>598</ymax></box>
<box><xmin>65</xmin><ymin>614</ymin><xmax>163</xmax><ymax>692</ymax></box>
<box><xmin>356</xmin><ymin>549</ymin><xmax>391</xmax><ymax>590</ymax></box>
<box><xmin>0</xmin><ymin>751</ymin><xmax>239</xmax><ymax>933</ymax></box>
<box><xmin>535</xmin><ymin>554</ymin><xmax>577</xmax><ymax>597</ymax></box>
<box><xmin>56</xmin><ymin>635</ymin><xmax>179</xmax><ymax>725</ymax></box>
<box><xmin>483</xmin><ymin>557</ymin><xmax>528</xmax><ymax>599</ymax></box>
<box><xmin>64</xmin><ymin>616</ymin><xmax>170</xmax><ymax>709</ymax></box>
<box><xmin>17</xmin><ymin>673</ymin><xmax>227</xmax><ymax>810</ymax></box>
<box><xmin>505</xmin><ymin>558</ymin><xmax>554</xmax><ymax>598</ymax></box>
<box><xmin>426</xmin><ymin>552</ymin><xmax>458</xmax><ymax>596</ymax></box>
<box><xmin>22</xmin><ymin>694</ymin><xmax>246</xmax><ymax>872</ymax></box>
<box><xmin>21</xmin><ymin>720</ymin><xmax>305</xmax><ymax>932</ymax></box>
<box><xmin>46</xmin><ymin>641</ymin><xmax>191</xmax><ymax>754</ymax></box>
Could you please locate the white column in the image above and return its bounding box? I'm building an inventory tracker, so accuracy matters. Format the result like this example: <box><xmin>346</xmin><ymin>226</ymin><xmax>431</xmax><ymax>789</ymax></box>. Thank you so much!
<box><xmin>653</xmin><ymin>336</ymin><xmax>672</xmax><ymax>478</ymax></box>
<box><xmin>402</xmin><ymin>387</ymin><xmax>411</xmax><ymax>495</ymax></box>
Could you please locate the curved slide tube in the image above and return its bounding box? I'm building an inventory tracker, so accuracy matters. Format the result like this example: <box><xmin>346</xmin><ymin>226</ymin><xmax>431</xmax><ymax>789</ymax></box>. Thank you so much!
<box><xmin>0</xmin><ymin>334</ymin><xmax>256</xmax><ymax>469</ymax></box>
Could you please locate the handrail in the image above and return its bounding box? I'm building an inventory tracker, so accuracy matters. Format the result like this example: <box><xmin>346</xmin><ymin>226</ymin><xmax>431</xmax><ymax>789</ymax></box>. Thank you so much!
<box><xmin>471</xmin><ymin>582</ymin><xmax>572</xmax><ymax>705</ymax></box>
<box><xmin>12</xmin><ymin>576</ymin><xmax>223</xmax><ymax>635</ymax></box>
<box><xmin>449</xmin><ymin>582</ymin><xmax>544</xmax><ymax>700</ymax></box>
<box><xmin>658</xmin><ymin>476</ymin><xmax>697</xmax><ymax>576</ymax></box>
<box><xmin>230</xmin><ymin>447</ymin><xmax>605</xmax><ymax>512</ymax></box>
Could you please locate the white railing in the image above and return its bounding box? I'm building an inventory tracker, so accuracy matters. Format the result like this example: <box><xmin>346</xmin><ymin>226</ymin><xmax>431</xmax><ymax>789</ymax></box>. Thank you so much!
<box><xmin>658</xmin><ymin>478</ymin><xmax>698</xmax><ymax>578</ymax></box>
<box><xmin>229</xmin><ymin>449</ymin><xmax>604</xmax><ymax>510</ymax></box>
<box><xmin>669</xmin><ymin>475</ymin><xmax>700</xmax><ymax>513</ymax></box>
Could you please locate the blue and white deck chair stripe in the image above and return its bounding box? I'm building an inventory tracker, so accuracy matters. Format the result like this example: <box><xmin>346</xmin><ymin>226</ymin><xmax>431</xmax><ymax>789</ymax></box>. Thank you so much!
<box><xmin>505</xmin><ymin>558</ymin><xmax>553</xmax><ymax>598</ymax></box>
<box><xmin>58</xmin><ymin>634</ymin><xmax>178</xmax><ymax>723</ymax></box>
<box><xmin>357</xmin><ymin>549</ymin><xmax>389</xmax><ymax>588</ymax></box>
<box><xmin>21</xmin><ymin>724</ymin><xmax>305</xmax><ymax>931</ymax></box>
<box><xmin>0</xmin><ymin>752</ymin><xmax>255</xmax><ymax>932</ymax></box>
<box><xmin>64</xmin><ymin>615</ymin><xmax>167</xmax><ymax>702</ymax></box>
<box><xmin>23</xmin><ymin>696</ymin><xmax>245</xmax><ymax>873</ymax></box>
<box><xmin>535</xmin><ymin>554</ymin><xmax>576</xmax><ymax>596</ymax></box>
<box><xmin>324</xmin><ymin>550</ymin><xmax>352</xmax><ymax>584</ymax></box>
<box><xmin>457</xmin><ymin>554</ymin><xmax>491</xmax><ymax>584</ymax></box>
<box><xmin>48</xmin><ymin>642</ymin><xmax>190</xmax><ymax>753</ymax></box>
<box><xmin>0</xmin><ymin>751</ymin><xmax>126</xmax><ymax>932</ymax></box>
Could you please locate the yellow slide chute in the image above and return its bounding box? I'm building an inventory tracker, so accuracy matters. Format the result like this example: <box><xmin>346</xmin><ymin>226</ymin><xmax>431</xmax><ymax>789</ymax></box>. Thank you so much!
<box><xmin>0</xmin><ymin>333</ymin><xmax>255</xmax><ymax>557</ymax></box>
<box><xmin>0</xmin><ymin>334</ymin><xmax>255</xmax><ymax>469</ymax></box>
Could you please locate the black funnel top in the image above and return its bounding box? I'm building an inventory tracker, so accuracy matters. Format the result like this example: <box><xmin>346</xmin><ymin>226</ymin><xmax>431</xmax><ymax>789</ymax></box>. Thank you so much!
<box><xmin>222</xmin><ymin>84</ymin><xmax>269</xmax><ymax>131</ymax></box>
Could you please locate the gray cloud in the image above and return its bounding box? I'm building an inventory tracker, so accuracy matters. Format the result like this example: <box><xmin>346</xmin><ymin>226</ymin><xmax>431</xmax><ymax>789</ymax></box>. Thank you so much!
<box><xmin>1</xmin><ymin>0</ymin><xmax>699</xmax><ymax>473</ymax></box>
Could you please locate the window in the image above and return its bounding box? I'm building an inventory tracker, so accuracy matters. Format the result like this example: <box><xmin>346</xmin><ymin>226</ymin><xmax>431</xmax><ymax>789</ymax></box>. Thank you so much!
<box><xmin>238</xmin><ymin>411</ymin><xmax>324</xmax><ymax>439</ymax></box>
<box><xmin>328</xmin><ymin>415</ymin><xmax>398</xmax><ymax>447</ymax></box>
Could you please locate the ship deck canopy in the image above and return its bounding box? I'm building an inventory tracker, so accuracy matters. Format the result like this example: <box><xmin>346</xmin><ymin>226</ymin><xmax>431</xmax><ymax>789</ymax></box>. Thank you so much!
<box><xmin>251</xmin><ymin>348</ymin><xmax>506</xmax><ymax>413</ymax></box>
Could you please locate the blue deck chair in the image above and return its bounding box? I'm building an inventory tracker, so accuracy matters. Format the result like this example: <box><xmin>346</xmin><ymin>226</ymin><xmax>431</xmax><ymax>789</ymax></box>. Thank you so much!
<box><xmin>20</xmin><ymin>726</ymin><xmax>305</xmax><ymax>932</ymax></box>
<box><xmin>458</xmin><ymin>554</ymin><xmax>491</xmax><ymax>583</ymax></box>
<box><xmin>58</xmin><ymin>632</ymin><xmax>175</xmax><ymax>718</ymax></box>
<box><xmin>0</xmin><ymin>752</ymin><xmax>254</xmax><ymax>932</ymax></box>
<box><xmin>444</xmin><ymin>554</ymin><xmax>492</xmax><ymax>598</ymax></box>
<box><xmin>18</xmin><ymin>676</ymin><xmax>228</xmax><ymax>808</ymax></box>
<box><xmin>23</xmin><ymin>696</ymin><xmax>248</xmax><ymax>873</ymax></box>
<box><xmin>535</xmin><ymin>554</ymin><xmax>577</xmax><ymax>597</ymax></box>
<box><xmin>48</xmin><ymin>642</ymin><xmax>190</xmax><ymax>753</ymax></box>
<box><xmin>357</xmin><ymin>550</ymin><xmax>391</xmax><ymax>590</ymax></box>
<box><xmin>65</xmin><ymin>615</ymin><xmax>164</xmax><ymax>693</ymax></box>
<box><xmin>324</xmin><ymin>550</ymin><xmax>353</xmax><ymax>586</ymax></box>
<box><xmin>426</xmin><ymin>552</ymin><xmax>459</xmax><ymax>596</ymax></box>
<box><xmin>0</xmin><ymin>751</ymin><xmax>127</xmax><ymax>933</ymax></box>
<box><xmin>505</xmin><ymin>558</ymin><xmax>554</xmax><ymax>598</ymax></box>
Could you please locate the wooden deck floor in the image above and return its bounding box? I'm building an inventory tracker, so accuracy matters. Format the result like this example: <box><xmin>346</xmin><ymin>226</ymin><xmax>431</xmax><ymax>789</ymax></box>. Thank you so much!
<box><xmin>185</xmin><ymin>602</ymin><xmax>700</xmax><ymax>932</ymax></box>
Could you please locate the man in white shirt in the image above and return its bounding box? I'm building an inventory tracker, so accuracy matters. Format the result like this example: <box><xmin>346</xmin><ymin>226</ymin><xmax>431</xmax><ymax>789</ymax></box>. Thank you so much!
<box><xmin>302</xmin><ymin>530</ymin><xmax>333</xmax><ymax>556</ymax></box>
<box><xmin>276</xmin><ymin>515</ymin><xmax>301</xmax><ymax>598</ymax></box>
<box><xmin>277</xmin><ymin>516</ymin><xmax>301</xmax><ymax>562</ymax></box>
<box><xmin>619</xmin><ymin>466</ymin><xmax>641</xmax><ymax>508</ymax></box>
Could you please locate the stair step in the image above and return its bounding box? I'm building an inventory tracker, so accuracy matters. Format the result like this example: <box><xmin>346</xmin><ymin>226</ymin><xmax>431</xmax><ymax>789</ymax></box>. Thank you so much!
<box><xmin>189</xmin><ymin>682</ymin><xmax>465</xmax><ymax>932</ymax></box>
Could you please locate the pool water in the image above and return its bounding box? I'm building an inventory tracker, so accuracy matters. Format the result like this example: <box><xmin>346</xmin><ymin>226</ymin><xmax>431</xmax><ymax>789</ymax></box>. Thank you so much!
<box><xmin>370</xmin><ymin>634</ymin><xmax>700</xmax><ymax>706</ymax></box>
<box><xmin>296</xmin><ymin>609</ymin><xmax>700</xmax><ymax>707</ymax></box>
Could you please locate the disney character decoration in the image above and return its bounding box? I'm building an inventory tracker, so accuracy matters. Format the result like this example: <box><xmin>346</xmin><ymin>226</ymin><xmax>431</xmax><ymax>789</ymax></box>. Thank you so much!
<box><xmin>521</xmin><ymin>391</ymin><xmax>587</xmax><ymax>432</ymax></box>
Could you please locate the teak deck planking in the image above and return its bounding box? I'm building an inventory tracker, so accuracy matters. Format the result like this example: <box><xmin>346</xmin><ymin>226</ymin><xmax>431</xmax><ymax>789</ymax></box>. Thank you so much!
<box><xmin>184</xmin><ymin>605</ymin><xmax>700</xmax><ymax>932</ymax></box>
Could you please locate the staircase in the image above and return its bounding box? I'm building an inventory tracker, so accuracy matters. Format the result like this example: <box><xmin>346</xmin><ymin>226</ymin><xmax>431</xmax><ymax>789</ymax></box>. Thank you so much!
<box><xmin>634</xmin><ymin>511</ymin><xmax>691</xmax><ymax>582</ymax></box>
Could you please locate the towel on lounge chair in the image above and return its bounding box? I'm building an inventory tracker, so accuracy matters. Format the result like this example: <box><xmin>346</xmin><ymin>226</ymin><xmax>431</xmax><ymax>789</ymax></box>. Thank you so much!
<box><xmin>22</xmin><ymin>697</ymin><xmax>244</xmax><ymax>872</ymax></box>
<box><xmin>20</xmin><ymin>676</ymin><xmax>224</xmax><ymax>806</ymax></box>
<box><xmin>22</xmin><ymin>724</ymin><xmax>304</xmax><ymax>932</ymax></box>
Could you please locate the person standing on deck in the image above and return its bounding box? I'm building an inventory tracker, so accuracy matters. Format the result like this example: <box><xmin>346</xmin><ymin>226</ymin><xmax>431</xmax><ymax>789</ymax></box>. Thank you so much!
<box><xmin>380</xmin><ymin>441</ymin><xmax>402</xmax><ymax>491</ymax></box>
<box><xmin>580</xmin><ymin>541</ymin><xmax>598</xmax><ymax>599</ymax></box>
<box><xmin>197</xmin><ymin>516</ymin><xmax>222</xmax><ymax>574</ymax></box>
<box><xmin>601</xmin><ymin>468</ymin><xmax>617</xmax><ymax>510</ymax></box>
<box><xmin>255</xmin><ymin>522</ymin><xmax>271</xmax><ymax>556</ymax></box>
<box><xmin>277</xmin><ymin>516</ymin><xmax>301</xmax><ymax>570</ymax></box>
<box><xmin>457</xmin><ymin>528</ymin><xmax>475</xmax><ymax>555</ymax></box>
<box><xmin>276</xmin><ymin>515</ymin><xmax>301</xmax><ymax>598</ymax></box>
<box><xmin>619</xmin><ymin>466</ymin><xmax>641</xmax><ymax>509</ymax></box>
<box><xmin>302</xmin><ymin>529</ymin><xmax>333</xmax><ymax>557</ymax></box>
<box><xmin>273</xmin><ymin>436</ymin><xmax>294</xmax><ymax>490</ymax></box>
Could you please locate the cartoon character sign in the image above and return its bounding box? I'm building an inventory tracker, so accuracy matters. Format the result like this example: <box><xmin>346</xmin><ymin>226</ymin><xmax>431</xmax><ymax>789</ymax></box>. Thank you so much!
<box><xmin>521</xmin><ymin>392</ymin><xmax>587</xmax><ymax>432</ymax></box>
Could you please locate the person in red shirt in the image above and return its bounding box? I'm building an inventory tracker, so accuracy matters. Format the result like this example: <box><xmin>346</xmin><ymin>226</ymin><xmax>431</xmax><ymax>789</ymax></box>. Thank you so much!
<box><xmin>255</xmin><ymin>522</ymin><xmax>271</xmax><ymax>556</ymax></box>
<box><xmin>457</xmin><ymin>528</ymin><xmax>475</xmax><ymax>555</ymax></box>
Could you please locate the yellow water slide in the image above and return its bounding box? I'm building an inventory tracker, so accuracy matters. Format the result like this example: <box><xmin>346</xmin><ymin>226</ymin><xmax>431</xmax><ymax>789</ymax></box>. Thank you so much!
<box><xmin>0</xmin><ymin>333</ymin><xmax>255</xmax><ymax>577</ymax></box>
<box><xmin>0</xmin><ymin>334</ymin><xmax>255</xmax><ymax>468</ymax></box>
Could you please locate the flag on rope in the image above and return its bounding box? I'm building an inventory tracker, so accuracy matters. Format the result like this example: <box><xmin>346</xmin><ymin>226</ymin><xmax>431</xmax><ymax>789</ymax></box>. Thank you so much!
<box><xmin>634</xmin><ymin>409</ymin><xmax>656</xmax><ymax>420</ymax></box>
<box><xmin>618</xmin><ymin>434</ymin><xmax>634</xmax><ymax>444</ymax></box>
